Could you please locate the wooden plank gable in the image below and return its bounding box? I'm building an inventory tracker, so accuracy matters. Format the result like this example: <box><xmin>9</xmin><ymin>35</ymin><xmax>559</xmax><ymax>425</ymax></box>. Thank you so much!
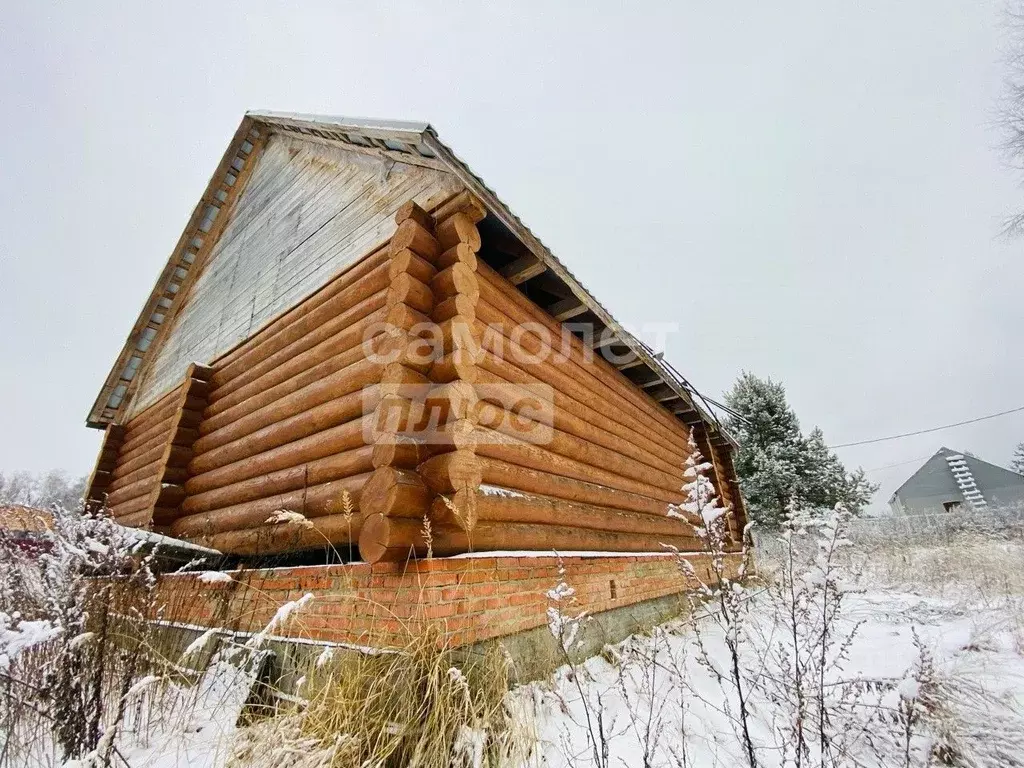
<box><xmin>125</xmin><ymin>134</ymin><xmax>459</xmax><ymax>417</ymax></box>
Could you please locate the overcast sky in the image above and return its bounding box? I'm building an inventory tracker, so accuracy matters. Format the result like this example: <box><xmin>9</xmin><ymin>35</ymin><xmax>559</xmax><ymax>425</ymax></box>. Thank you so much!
<box><xmin>1</xmin><ymin>1</ymin><xmax>1021</xmax><ymax>511</ymax></box>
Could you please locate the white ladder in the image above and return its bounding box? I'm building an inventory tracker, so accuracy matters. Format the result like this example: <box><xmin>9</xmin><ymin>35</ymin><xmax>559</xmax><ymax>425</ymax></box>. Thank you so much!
<box><xmin>945</xmin><ymin>454</ymin><xmax>988</xmax><ymax>509</ymax></box>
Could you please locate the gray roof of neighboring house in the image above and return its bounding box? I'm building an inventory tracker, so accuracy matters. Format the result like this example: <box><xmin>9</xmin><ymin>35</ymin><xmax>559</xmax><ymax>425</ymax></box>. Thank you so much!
<box><xmin>88</xmin><ymin>111</ymin><xmax>736</xmax><ymax>449</ymax></box>
<box><xmin>890</xmin><ymin>447</ymin><xmax>1024</xmax><ymax>503</ymax></box>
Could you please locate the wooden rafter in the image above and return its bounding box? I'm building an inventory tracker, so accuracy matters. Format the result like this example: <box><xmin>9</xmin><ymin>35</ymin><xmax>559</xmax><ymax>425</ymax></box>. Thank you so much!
<box><xmin>500</xmin><ymin>254</ymin><xmax>546</xmax><ymax>285</ymax></box>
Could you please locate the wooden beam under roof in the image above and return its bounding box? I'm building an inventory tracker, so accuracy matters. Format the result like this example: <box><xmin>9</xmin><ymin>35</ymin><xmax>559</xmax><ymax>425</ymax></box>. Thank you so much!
<box><xmin>591</xmin><ymin>331</ymin><xmax>622</xmax><ymax>350</ymax></box>
<box><xmin>500</xmin><ymin>254</ymin><xmax>546</xmax><ymax>285</ymax></box>
<box><xmin>647</xmin><ymin>384</ymin><xmax>681</xmax><ymax>403</ymax></box>
<box><xmin>548</xmin><ymin>296</ymin><xmax>588</xmax><ymax>321</ymax></box>
<box><xmin>615</xmin><ymin>356</ymin><xmax>646</xmax><ymax>371</ymax></box>
<box><xmin>530</xmin><ymin>273</ymin><xmax>574</xmax><ymax>298</ymax></box>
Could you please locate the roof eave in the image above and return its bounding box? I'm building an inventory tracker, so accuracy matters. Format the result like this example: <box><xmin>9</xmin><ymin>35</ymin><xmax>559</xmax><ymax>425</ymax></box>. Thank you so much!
<box><xmin>419</xmin><ymin>129</ymin><xmax>739</xmax><ymax>450</ymax></box>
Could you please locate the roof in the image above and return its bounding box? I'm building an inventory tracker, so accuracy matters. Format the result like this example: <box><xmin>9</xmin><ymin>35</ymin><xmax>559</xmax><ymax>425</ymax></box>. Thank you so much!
<box><xmin>88</xmin><ymin>111</ymin><xmax>737</xmax><ymax>449</ymax></box>
<box><xmin>0</xmin><ymin>505</ymin><xmax>55</xmax><ymax>535</ymax></box>
<box><xmin>889</xmin><ymin>447</ymin><xmax>1024</xmax><ymax>503</ymax></box>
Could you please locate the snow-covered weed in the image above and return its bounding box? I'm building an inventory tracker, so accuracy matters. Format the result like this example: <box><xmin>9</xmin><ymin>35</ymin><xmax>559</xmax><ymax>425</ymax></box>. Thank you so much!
<box><xmin>0</xmin><ymin>510</ymin><xmax>237</xmax><ymax>767</ymax></box>
<box><xmin>281</xmin><ymin>625</ymin><xmax>525</xmax><ymax>768</ymax></box>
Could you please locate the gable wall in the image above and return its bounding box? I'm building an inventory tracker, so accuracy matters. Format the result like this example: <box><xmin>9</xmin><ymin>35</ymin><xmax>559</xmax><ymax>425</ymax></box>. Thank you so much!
<box><xmin>127</xmin><ymin>134</ymin><xmax>459</xmax><ymax>418</ymax></box>
<box><xmin>894</xmin><ymin>450</ymin><xmax>1024</xmax><ymax>514</ymax></box>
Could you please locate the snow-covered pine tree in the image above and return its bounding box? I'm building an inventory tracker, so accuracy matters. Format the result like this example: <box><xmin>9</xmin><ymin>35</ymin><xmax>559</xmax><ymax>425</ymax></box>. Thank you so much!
<box><xmin>724</xmin><ymin>373</ymin><xmax>877</xmax><ymax>527</ymax></box>
<box><xmin>799</xmin><ymin>428</ymin><xmax>876</xmax><ymax>512</ymax></box>
<box><xmin>1012</xmin><ymin>442</ymin><xmax>1024</xmax><ymax>475</ymax></box>
<box><xmin>724</xmin><ymin>373</ymin><xmax>807</xmax><ymax>528</ymax></box>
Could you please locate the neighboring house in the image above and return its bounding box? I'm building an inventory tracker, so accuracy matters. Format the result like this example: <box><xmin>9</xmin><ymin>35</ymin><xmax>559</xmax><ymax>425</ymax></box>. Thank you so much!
<box><xmin>889</xmin><ymin>447</ymin><xmax>1024</xmax><ymax>516</ymax></box>
<box><xmin>83</xmin><ymin>112</ymin><xmax>746</xmax><ymax>563</ymax></box>
<box><xmin>0</xmin><ymin>505</ymin><xmax>55</xmax><ymax>552</ymax></box>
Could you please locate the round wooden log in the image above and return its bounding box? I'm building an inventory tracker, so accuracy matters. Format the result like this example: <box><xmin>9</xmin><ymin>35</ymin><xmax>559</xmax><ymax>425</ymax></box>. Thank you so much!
<box><xmin>438</xmin><ymin>316</ymin><xmax>481</xmax><ymax>357</ymax></box>
<box><xmin>111</xmin><ymin>444</ymin><xmax>166</xmax><ymax>482</ymax></box>
<box><xmin>430</xmin><ymin>190</ymin><xmax>487</xmax><ymax>225</ymax></box>
<box><xmin>173</xmin><ymin>474</ymin><xmax>371</xmax><ymax>538</ymax></box>
<box><xmin>205</xmin><ymin>305</ymin><xmax>387</xmax><ymax>419</ymax></box>
<box><xmin>431</xmin><ymin>348</ymin><xmax>481</xmax><ymax>383</ymax></box>
<box><xmin>385</xmin><ymin>302</ymin><xmax>434</xmax><ymax>334</ymax></box>
<box><xmin>113</xmin><ymin>509</ymin><xmax>153</xmax><ymax>529</ymax></box>
<box><xmin>159</xmin><ymin>444</ymin><xmax>193</xmax><ymax>474</ymax></box>
<box><xmin>209</xmin><ymin>288</ymin><xmax>387</xmax><ymax>410</ymax></box>
<box><xmin>214</xmin><ymin>248</ymin><xmax>389</xmax><ymax>371</ymax></box>
<box><xmin>452</xmin><ymin>521</ymin><xmax>700</xmax><ymax>556</ymax></box>
<box><xmin>106</xmin><ymin>461</ymin><xmax>163</xmax><ymax>495</ymax></box>
<box><xmin>118</xmin><ymin>412</ymin><xmax>177</xmax><ymax>456</ymax></box>
<box><xmin>188</xmin><ymin>510</ymin><xmax>365</xmax><ymax>556</ymax></box>
<box><xmin>105</xmin><ymin>473</ymin><xmax>163</xmax><ymax>507</ymax></box>
<box><xmin>476</xmin><ymin>266</ymin><xmax>691</xmax><ymax>451</ymax></box>
<box><xmin>120</xmin><ymin>395</ymin><xmax>180</xmax><ymax>445</ymax></box>
<box><xmin>422</xmin><ymin>381</ymin><xmax>478</xmax><ymax>426</ymax></box>
<box><xmin>185</xmin><ymin>413</ymin><xmax>375</xmax><ymax>496</ymax></box>
<box><xmin>182</xmin><ymin>446</ymin><xmax>374</xmax><ymax>515</ymax></box>
<box><xmin>436</xmin><ymin>243</ymin><xmax>478</xmax><ymax>272</ymax></box>
<box><xmin>389</xmin><ymin>248</ymin><xmax>437</xmax><ymax>284</ymax></box>
<box><xmin>431</xmin><ymin>263</ymin><xmax>479</xmax><ymax>301</ymax></box>
<box><xmin>417</xmin><ymin>418</ymin><xmax>477</xmax><ymax>453</ymax></box>
<box><xmin>107</xmin><ymin>442</ymin><xmax>164</xmax><ymax>489</ymax></box>
<box><xmin>476</xmin><ymin>304</ymin><xmax>689</xmax><ymax>460</ymax></box>
<box><xmin>395</xmin><ymin>200</ymin><xmax>433</xmax><ymax>230</ymax></box>
<box><xmin>212</xmin><ymin>264</ymin><xmax>390</xmax><ymax>388</ymax></box>
<box><xmin>387</xmin><ymin>272</ymin><xmax>434</xmax><ymax>315</ymax></box>
<box><xmin>431</xmin><ymin>488</ymin><xmax>479</xmax><ymax>530</ymax></box>
<box><xmin>379</xmin><ymin>363</ymin><xmax>431</xmax><ymax>399</ymax></box>
<box><xmin>434</xmin><ymin>488</ymin><xmax>699</xmax><ymax>535</ymax></box>
<box><xmin>370</xmin><ymin>394</ymin><xmax>429</xmax><ymax>441</ymax></box>
<box><xmin>195</xmin><ymin>359</ymin><xmax>383</xmax><ymax>454</ymax></box>
<box><xmin>152</xmin><ymin>484</ymin><xmax>186</xmax><ymax>510</ymax></box>
<box><xmin>474</xmin><ymin>400</ymin><xmax>682</xmax><ymax>494</ymax></box>
<box><xmin>479</xmin><ymin>457</ymin><xmax>674</xmax><ymax>517</ymax></box>
<box><xmin>417</xmin><ymin>450</ymin><xmax>483</xmax><ymax>494</ymax></box>
<box><xmin>435</xmin><ymin>212</ymin><xmax>481</xmax><ymax>252</ymax></box>
<box><xmin>152</xmin><ymin>504</ymin><xmax>184</xmax><ymax>527</ymax></box>
<box><xmin>371</xmin><ymin>438</ymin><xmax>426</xmax><ymax>469</ymax></box>
<box><xmin>357</xmin><ymin>513</ymin><xmax>431</xmax><ymax>563</ymax></box>
<box><xmin>190</xmin><ymin>387</ymin><xmax>379</xmax><ymax>476</ymax></box>
<box><xmin>473</xmin><ymin>428</ymin><xmax>683</xmax><ymax>505</ymax></box>
<box><xmin>433</xmin><ymin>293</ymin><xmax>477</xmax><ymax>324</ymax></box>
<box><xmin>473</xmin><ymin>360</ymin><xmax>683</xmax><ymax>480</ymax></box>
<box><xmin>358</xmin><ymin>517</ymin><xmax>700</xmax><ymax>563</ymax></box>
<box><xmin>359</xmin><ymin>467</ymin><xmax>432</xmax><ymax>520</ymax></box>
<box><xmin>110</xmin><ymin>490</ymin><xmax>157</xmax><ymax>519</ymax></box>
<box><xmin>373</xmin><ymin>331</ymin><xmax>438</xmax><ymax>375</ymax></box>
<box><xmin>390</xmin><ymin>219</ymin><xmax>440</xmax><ymax>261</ymax></box>
<box><xmin>201</xmin><ymin>334</ymin><xmax>381</xmax><ymax>436</ymax></box>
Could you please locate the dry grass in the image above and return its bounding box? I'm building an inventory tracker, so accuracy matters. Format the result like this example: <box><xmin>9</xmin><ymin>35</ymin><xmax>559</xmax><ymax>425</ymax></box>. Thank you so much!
<box><xmin>848</xmin><ymin>533</ymin><xmax>1024</xmax><ymax>598</ymax></box>
<box><xmin>228</xmin><ymin>625</ymin><xmax>531</xmax><ymax>768</ymax></box>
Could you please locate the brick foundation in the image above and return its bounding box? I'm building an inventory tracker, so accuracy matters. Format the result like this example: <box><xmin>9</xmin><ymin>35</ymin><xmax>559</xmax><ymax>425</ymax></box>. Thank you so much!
<box><xmin>154</xmin><ymin>552</ymin><xmax>742</xmax><ymax>651</ymax></box>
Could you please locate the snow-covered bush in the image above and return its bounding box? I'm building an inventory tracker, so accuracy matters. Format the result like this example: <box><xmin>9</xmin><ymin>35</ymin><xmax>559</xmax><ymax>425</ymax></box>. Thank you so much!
<box><xmin>0</xmin><ymin>509</ymin><xmax>172</xmax><ymax>766</ymax></box>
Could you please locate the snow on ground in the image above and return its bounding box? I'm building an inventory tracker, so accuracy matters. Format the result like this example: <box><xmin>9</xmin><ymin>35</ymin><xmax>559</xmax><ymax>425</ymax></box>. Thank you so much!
<box><xmin>513</xmin><ymin>587</ymin><xmax>1024</xmax><ymax>767</ymax></box>
<box><xmin>81</xmin><ymin>660</ymin><xmax>255</xmax><ymax>768</ymax></box>
<box><xmin>82</xmin><ymin>570</ymin><xmax>1024</xmax><ymax>767</ymax></box>
<box><xmin>5</xmin><ymin>533</ymin><xmax>1023</xmax><ymax>767</ymax></box>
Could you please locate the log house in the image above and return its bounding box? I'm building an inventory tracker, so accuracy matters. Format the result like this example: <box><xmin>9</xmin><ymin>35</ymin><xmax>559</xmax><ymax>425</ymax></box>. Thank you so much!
<box><xmin>85</xmin><ymin>112</ymin><xmax>746</xmax><ymax>563</ymax></box>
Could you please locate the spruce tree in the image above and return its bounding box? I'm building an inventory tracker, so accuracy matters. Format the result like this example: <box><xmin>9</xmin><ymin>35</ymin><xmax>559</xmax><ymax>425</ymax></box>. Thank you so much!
<box><xmin>1012</xmin><ymin>442</ymin><xmax>1024</xmax><ymax>475</ymax></box>
<box><xmin>724</xmin><ymin>372</ymin><xmax>877</xmax><ymax>527</ymax></box>
<box><xmin>724</xmin><ymin>373</ymin><xmax>806</xmax><ymax>527</ymax></box>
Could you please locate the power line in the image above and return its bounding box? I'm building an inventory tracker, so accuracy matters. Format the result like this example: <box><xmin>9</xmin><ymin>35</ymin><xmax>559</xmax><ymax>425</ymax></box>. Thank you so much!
<box><xmin>863</xmin><ymin>455</ymin><xmax>933</xmax><ymax>473</ymax></box>
<box><xmin>830</xmin><ymin>405</ymin><xmax>1024</xmax><ymax>449</ymax></box>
